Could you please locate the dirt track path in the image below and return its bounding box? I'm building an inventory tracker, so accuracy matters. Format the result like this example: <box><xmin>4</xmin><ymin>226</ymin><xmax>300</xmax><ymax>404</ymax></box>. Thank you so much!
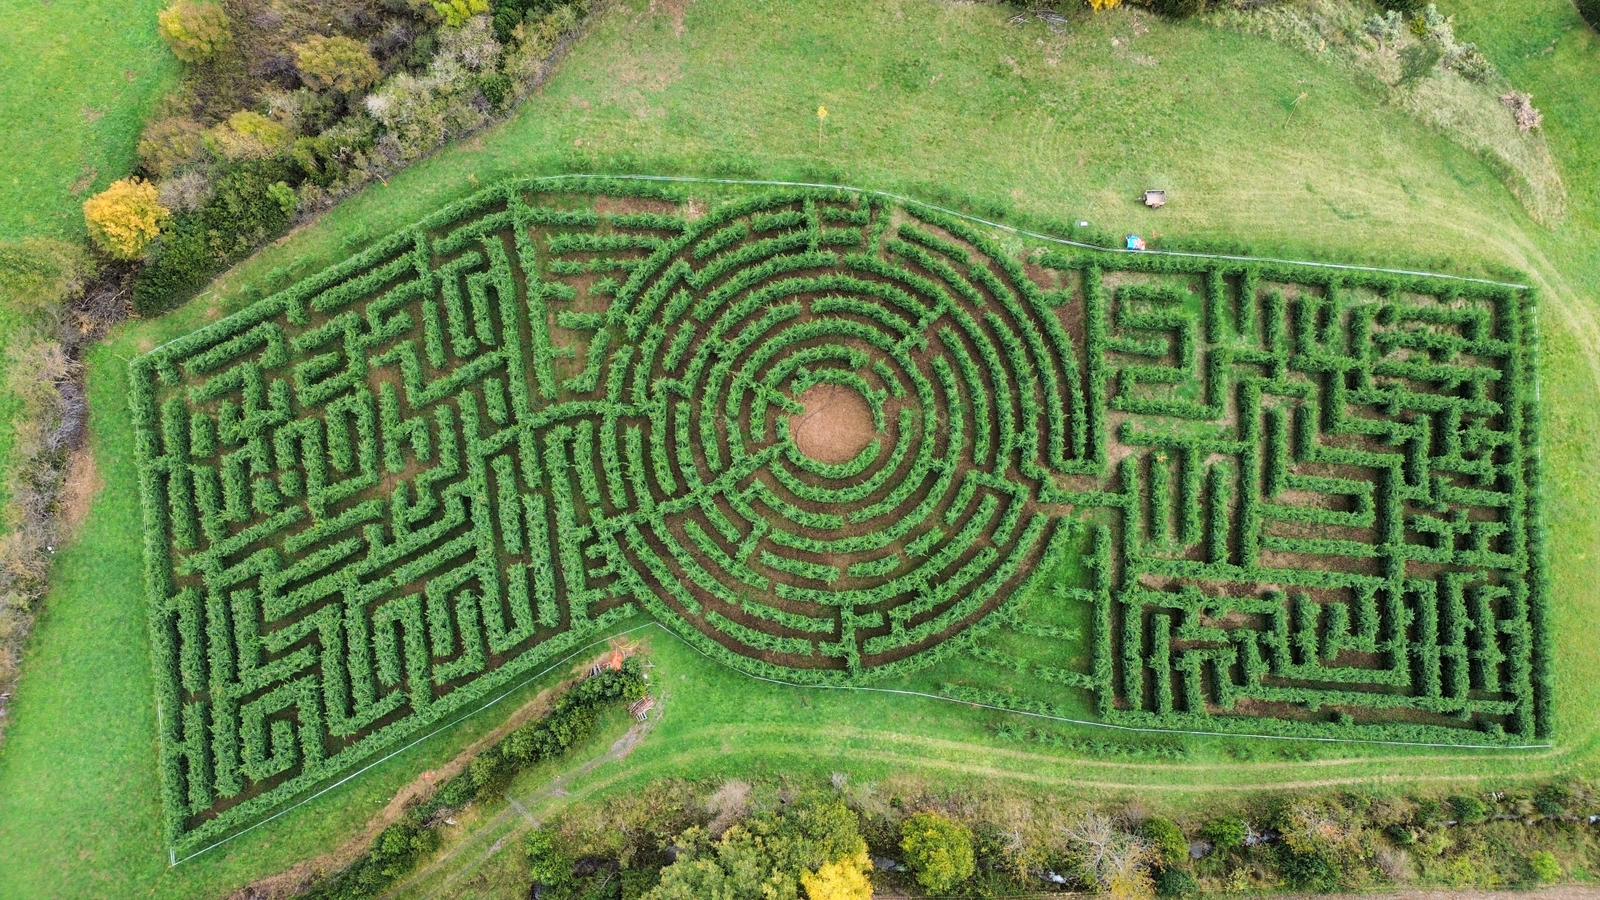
<box><xmin>385</xmin><ymin>697</ymin><xmax>664</xmax><ymax>899</ymax></box>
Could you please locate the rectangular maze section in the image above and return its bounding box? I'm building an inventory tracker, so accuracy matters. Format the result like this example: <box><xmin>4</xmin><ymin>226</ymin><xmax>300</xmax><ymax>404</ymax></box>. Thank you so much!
<box><xmin>1035</xmin><ymin>257</ymin><xmax>1551</xmax><ymax>745</ymax></box>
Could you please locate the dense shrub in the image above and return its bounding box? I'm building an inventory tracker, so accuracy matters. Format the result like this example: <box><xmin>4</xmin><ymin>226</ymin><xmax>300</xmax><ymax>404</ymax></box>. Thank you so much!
<box><xmin>490</xmin><ymin>0</ymin><xmax>563</xmax><ymax>41</ymax></box>
<box><xmin>524</xmin><ymin>829</ymin><xmax>571</xmax><ymax>889</ymax></box>
<box><xmin>900</xmin><ymin>812</ymin><xmax>977</xmax><ymax>895</ymax></box>
<box><xmin>83</xmin><ymin>178</ymin><xmax>169</xmax><ymax>260</ymax></box>
<box><xmin>432</xmin><ymin>0</ymin><xmax>490</xmax><ymax>27</ymax></box>
<box><xmin>138</xmin><ymin>117</ymin><xmax>208</xmax><ymax>178</ymax></box>
<box><xmin>1156</xmin><ymin>865</ymin><xmax>1200</xmax><ymax>897</ymax></box>
<box><xmin>133</xmin><ymin>161</ymin><xmax>296</xmax><ymax>314</ymax></box>
<box><xmin>294</xmin><ymin>36</ymin><xmax>382</xmax><ymax>95</ymax></box>
<box><xmin>1450</xmin><ymin>795</ymin><xmax>1489</xmax><ymax>826</ymax></box>
<box><xmin>1529</xmin><ymin>850</ymin><xmax>1562</xmax><ymax>884</ymax></box>
<box><xmin>157</xmin><ymin>1</ymin><xmax>232</xmax><ymax>63</ymax></box>
<box><xmin>1143</xmin><ymin>817</ymin><xmax>1189</xmax><ymax>867</ymax></box>
<box><xmin>1202</xmin><ymin>816</ymin><xmax>1248</xmax><ymax>854</ymax></box>
<box><xmin>801</xmin><ymin>851</ymin><xmax>873</xmax><ymax>900</ymax></box>
<box><xmin>204</xmin><ymin>110</ymin><xmax>294</xmax><ymax>162</ymax></box>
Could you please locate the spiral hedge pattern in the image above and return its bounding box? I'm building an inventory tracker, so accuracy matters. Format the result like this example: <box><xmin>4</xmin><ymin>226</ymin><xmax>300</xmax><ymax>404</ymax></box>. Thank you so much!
<box><xmin>131</xmin><ymin>179</ymin><xmax>1550</xmax><ymax>850</ymax></box>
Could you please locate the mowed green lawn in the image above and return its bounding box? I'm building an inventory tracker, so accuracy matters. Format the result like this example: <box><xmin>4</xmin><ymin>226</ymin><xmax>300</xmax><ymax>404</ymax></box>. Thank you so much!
<box><xmin>3</xmin><ymin>0</ymin><xmax>1600</xmax><ymax>896</ymax></box>
<box><xmin>0</xmin><ymin>0</ymin><xmax>174</xmax><ymax>531</ymax></box>
<box><xmin>0</xmin><ymin>0</ymin><xmax>176</xmax><ymax>240</ymax></box>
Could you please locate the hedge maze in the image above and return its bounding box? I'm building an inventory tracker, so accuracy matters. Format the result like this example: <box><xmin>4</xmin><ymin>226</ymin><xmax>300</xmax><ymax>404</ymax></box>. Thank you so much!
<box><xmin>131</xmin><ymin>178</ymin><xmax>1550</xmax><ymax>848</ymax></box>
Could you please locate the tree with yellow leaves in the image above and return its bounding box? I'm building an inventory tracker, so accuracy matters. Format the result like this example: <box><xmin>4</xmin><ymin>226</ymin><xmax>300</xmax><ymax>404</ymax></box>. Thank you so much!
<box><xmin>83</xmin><ymin>179</ymin><xmax>170</xmax><ymax>261</ymax></box>
<box><xmin>1087</xmin><ymin>0</ymin><xmax>1123</xmax><ymax>10</ymax></box>
<box><xmin>157</xmin><ymin>2</ymin><xmax>232</xmax><ymax>64</ymax></box>
<box><xmin>802</xmin><ymin>850</ymin><xmax>873</xmax><ymax>900</ymax></box>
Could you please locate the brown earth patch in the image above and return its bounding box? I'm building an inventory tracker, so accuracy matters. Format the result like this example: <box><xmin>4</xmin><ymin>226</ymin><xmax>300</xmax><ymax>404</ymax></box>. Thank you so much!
<box><xmin>58</xmin><ymin>449</ymin><xmax>103</xmax><ymax>542</ymax></box>
<box><xmin>788</xmin><ymin>383</ymin><xmax>875</xmax><ymax>465</ymax></box>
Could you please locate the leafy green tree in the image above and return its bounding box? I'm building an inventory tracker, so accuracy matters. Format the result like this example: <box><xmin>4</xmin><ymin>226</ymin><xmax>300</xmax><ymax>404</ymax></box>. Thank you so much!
<box><xmin>1142</xmin><ymin>817</ymin><xmax>1188</xmax><ymax>868</ymax></box>
<box><xmin>645</xmin><ymin>798</ymin><xmax>867</xmax><ymax>900</ymax></box>
<box><xmin>157</xmin><ymin>1</ymin><xmax>231</xmax><ymax>63</ymax></box>
<box><xmin>900</xmin><ymin>811</ymin><xmax>976</xmax><ymax>895</ymax></box>
<box><xmin>294</xmin><ymin>36</ymin><xmax>381</xmax><ymax>95</ymax></box>
<box><xmin>1201</xmin><ymin>816</ymin><xmax>1248</xmax><ymax>854</ymax></box>
<box><xmin>525</xmin><ymin>829</ymin><xmax>571</xmax><ymax>888</ymax></box>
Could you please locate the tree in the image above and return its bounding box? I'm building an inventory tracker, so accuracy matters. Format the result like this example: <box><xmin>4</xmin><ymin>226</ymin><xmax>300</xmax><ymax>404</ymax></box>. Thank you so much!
<box><xmin>432</xmin><ymin>0</ymin><xmax>489</xmax><ymax>27</ymax></box>
<box><xmin>157</xmin><ymin>2</ymin><xmax>231</xmax><ymax>64</ymax></box>
<box><xmin>204</xmin><ymin>111</ymin><xmax>293</xmax><ymax>162</ymax></box>
<box><xmin>1201</xmin><ymin>816</ymin><xmax>1248</xmax><ymax>854</ymax></box>
<box><xmin>802</xmin><ymin>850</ymin><xmax>873</xmax><ymax>900</ymax></box>
<box><xmin>84</xmin><ymin>179</ymin><xmax>169</xmax><ymax>260</ymax></box>
<box><xmin>1142</xmin><ymin>817</ymin><xmax>1188</xmax><ymax>868</ymax></box>
<box><xmin>138</xmin><ymin>117</ymin><xmax>208</xmax><ymax>178</ymax></box>
<box><xmin>294</xmin><ymin>36</ymin><xmax>381</xmax><ymax>95</ymax></box>
<box><xmin>646</xmin><ymin>797</ymin><xmax>869</xmax><ymax>900</ymax></box>
<box><xmin>900</xmin><ymin>812</ymin><xmax>976</xmax><ymax>895</ymax></box>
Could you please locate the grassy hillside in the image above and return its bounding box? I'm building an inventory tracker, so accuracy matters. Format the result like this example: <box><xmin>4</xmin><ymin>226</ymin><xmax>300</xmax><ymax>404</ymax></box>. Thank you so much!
<box><xmin>2</xmin><ymin>0</ymin><xmax>1599</xmax><ymax>896</ymax></box>
<box><xmin>0</xmin><ymin>0</ymin><xmax>176</xmax><ymax>240</ymax></box>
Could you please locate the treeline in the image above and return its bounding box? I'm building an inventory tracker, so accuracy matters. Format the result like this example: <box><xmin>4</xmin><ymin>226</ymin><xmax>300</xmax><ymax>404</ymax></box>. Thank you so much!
<box><xmin>506</xmin><ymin>774</ymin><xmax>1600</xmax><ymax>898</ymax></box>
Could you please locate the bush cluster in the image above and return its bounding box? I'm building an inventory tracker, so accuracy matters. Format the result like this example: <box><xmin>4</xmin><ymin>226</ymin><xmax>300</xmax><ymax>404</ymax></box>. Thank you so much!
<box><xmin>130</xmin><ymin>0</ymin><xmax>594</xmax><ymax>313</ymax></box>
<box><xmin>83</xmin><ymin>178</ymin><xmax>170</xmax><ymax>260</ymax></box>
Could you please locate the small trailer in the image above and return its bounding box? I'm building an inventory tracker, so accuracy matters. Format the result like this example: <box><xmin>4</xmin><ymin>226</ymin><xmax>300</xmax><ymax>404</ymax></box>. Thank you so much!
<box><xmin>1143</xmin><ymin>189</ymin><xmax>1168</xmax><ymax>208</ymax></box>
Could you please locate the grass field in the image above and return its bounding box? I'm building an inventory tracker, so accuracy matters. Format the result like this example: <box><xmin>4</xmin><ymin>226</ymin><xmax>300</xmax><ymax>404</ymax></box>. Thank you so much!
<box><xmin>2</xmin><ymin>0</ymin><xmax>1600</xmax><ymax>896</ymax></box>
<box><xmin>0</xmin><ymin>0</ymin><xmax>176</xmax><ymax>240</ymax></box>
<box><xmin>0</xmin><ymin>0</ymin><xmax>174</xmax><ymax>533</ymax></box>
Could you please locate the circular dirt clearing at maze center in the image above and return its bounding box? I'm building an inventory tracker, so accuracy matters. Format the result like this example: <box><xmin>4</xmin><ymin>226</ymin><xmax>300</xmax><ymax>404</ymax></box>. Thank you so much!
<box><xmin>789</xmin><ymin>383</ymin><xmax>876</xmax><ymax>465</ymax></box>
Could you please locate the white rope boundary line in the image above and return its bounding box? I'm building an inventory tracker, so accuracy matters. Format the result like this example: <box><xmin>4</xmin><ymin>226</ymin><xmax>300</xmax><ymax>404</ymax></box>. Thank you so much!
<box><xmin>153</xmin><ymin>176</ymin><xmax>1545</xmax><ymax>866</ymax></box>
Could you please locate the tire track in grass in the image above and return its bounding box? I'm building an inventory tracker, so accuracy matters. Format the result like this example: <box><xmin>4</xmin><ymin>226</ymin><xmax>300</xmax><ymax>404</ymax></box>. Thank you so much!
<box><xmin>385</xmin><ymin>698</ymin><xmax>665</xmax><ymax>900</ymax></box>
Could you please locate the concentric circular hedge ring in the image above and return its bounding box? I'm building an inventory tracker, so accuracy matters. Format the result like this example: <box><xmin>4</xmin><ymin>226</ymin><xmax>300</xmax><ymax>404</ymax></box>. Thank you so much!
<box><xmin>596</xmin><ymin>193</ymin><xmax>1069</xmax><ymax>680</ymax></box>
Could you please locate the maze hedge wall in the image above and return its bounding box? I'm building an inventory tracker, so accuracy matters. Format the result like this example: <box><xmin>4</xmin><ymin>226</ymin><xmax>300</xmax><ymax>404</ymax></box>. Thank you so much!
<box><xmin>131</xmin><ymin>178</ymin><xmax>1550</xmax><ymax>849</ymax></box>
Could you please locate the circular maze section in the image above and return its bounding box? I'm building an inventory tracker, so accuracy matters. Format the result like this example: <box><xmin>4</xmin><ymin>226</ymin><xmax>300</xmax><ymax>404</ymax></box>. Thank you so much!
<box><xmin>594</xmin><ymin>193</ymin><xmax>1080</xmax><ymax>679</ymax></box>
